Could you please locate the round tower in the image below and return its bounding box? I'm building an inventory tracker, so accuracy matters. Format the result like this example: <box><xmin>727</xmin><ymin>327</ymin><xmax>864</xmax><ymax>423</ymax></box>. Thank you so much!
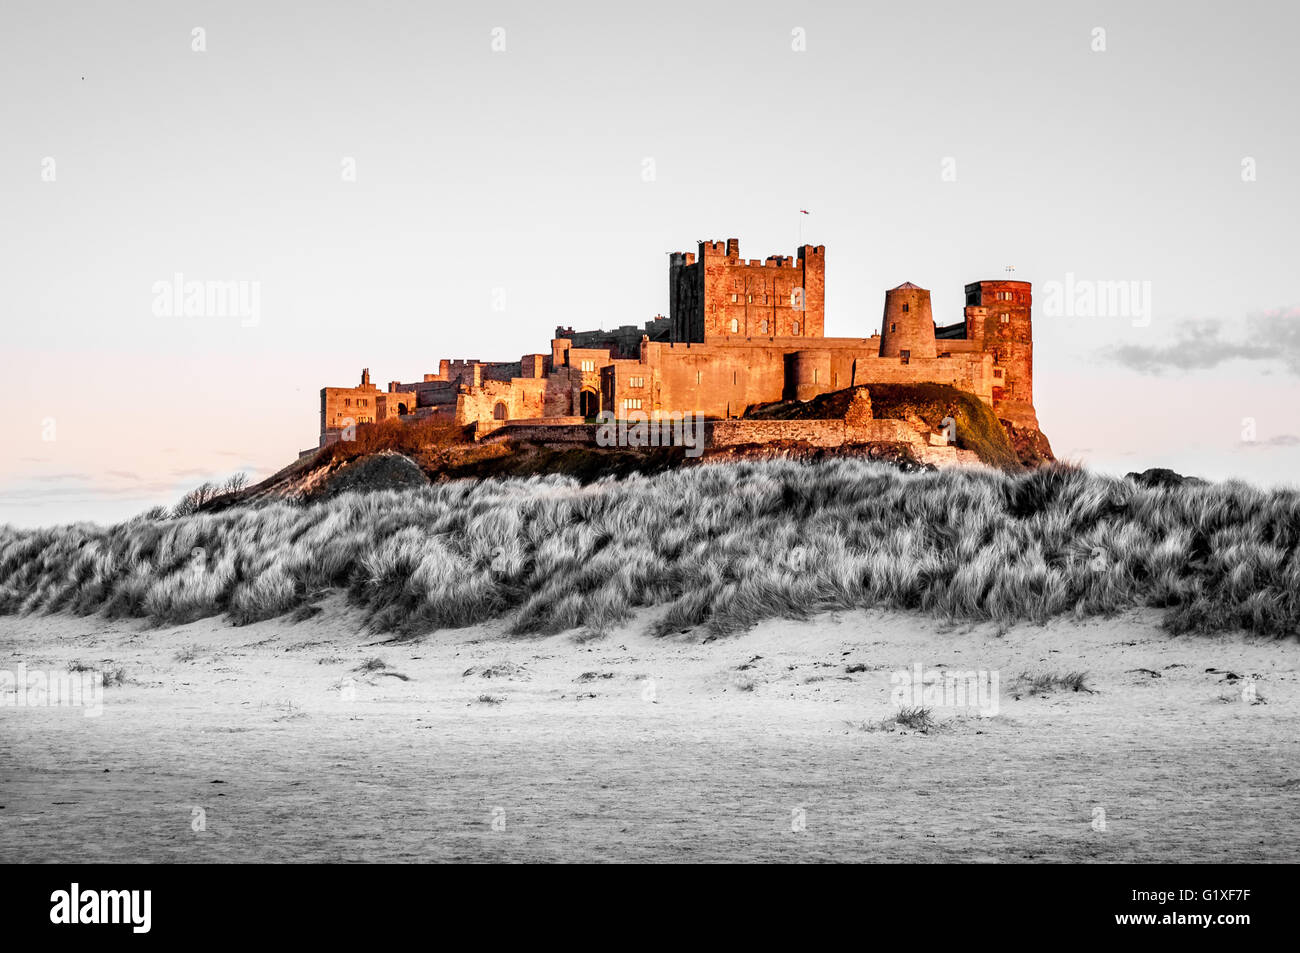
<box><xmin>878</xmin><ymin>282</ymin><xmax>937</xmax><ymax>359</ymax></box>
<box><xmin>791</xmin><ymin>349</ymin><xmax>832</xmax><ymax>401</ymax></box>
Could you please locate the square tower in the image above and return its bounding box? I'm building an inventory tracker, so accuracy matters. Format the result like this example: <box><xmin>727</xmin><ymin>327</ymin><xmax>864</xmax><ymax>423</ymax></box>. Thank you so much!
<box><xmin>669</xmin><ymin>238</ymin><xmax>825</xmax><ymax>342</ymax></box>
<box><xmin>965</xmin><ymin>280</ymin><xmax>1036</xmax><ymax>428</ymax></box>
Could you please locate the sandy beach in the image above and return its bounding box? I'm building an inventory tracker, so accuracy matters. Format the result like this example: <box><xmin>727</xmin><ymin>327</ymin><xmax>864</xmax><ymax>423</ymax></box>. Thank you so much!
<box><xmin>2</xmin><ymin>602</ymin><xmax>1297</xmax><ymax>863</ymax></box>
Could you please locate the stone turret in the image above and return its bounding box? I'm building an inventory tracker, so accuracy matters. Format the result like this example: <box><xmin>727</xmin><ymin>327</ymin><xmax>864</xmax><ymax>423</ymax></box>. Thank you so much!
<box><xmin>878</xmin><ymin>282</ymin><xmax>937</xmax><ymax>360</ymax></box>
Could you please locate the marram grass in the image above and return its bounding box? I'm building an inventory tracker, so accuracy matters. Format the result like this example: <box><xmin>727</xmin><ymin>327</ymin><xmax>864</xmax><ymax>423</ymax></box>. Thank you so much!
<box><xmin>2</xmin><ymin>460</ymin><xmax>1299</xmax><ymax>639</ymax></box>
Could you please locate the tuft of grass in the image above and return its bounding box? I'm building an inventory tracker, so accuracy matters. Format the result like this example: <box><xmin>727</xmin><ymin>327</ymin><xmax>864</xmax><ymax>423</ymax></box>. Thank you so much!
<box><xmin>855</xmin><ymin>706</ymin><xmax>938</xmax><ymax>733</ymax></box>
<box><xmin>355</xmin><ymin>657</ymin><xmax>387</xmax><ymax>673</ymax></box>
<box><xmin>476</xmin><ymin>693</ymin><xmax>504</xmax><ymax>705</ymax></box>
<box><xmin>1013</xmin><ymin>671</ymin><xmax>1094</xmax><ymax>697</ymax></box>
<box><xmin>174</xmin><ymin>644</ymin><xmax>200</xmax><ymax>663</ymax></box>
<box><xmin>463</xmin><ymin>662</ymin><xmax>528</xmax><ymax>680</ymax></box>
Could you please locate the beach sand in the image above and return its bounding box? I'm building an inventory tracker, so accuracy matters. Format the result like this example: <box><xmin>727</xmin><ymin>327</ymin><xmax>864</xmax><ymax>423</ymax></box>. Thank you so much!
<box><xmin>2</xmin><ymin>600</ymin><xmax>1297</xmax><ymax>862</ymax></box>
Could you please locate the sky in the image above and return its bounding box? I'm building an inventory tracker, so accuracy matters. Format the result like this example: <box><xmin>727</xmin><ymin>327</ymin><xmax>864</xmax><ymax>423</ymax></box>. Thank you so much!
<box><xmin>2</xmin><ymin>0</ymin><xmax>1298</xmax><ymax>527</ymax></box>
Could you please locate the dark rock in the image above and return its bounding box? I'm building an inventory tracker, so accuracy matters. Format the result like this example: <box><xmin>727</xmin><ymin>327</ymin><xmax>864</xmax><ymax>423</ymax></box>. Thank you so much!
<box><xmin>1125</xmin><ymin>467</ymin><xmax>1206</xmax><ymax>489</ymax></box>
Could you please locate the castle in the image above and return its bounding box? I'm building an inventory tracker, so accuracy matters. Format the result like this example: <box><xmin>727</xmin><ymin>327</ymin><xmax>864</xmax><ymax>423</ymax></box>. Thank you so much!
<box><xmin>318</xmin><ymin>238</ymin><xmax>1038</xmax><ymax>450</ymax></box>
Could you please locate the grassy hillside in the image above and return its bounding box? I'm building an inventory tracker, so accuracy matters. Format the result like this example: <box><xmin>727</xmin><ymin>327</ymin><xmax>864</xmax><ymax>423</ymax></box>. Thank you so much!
<box><xmin>746</xmin><ymin>383</ymin><xmax>1022</xmax><ymax>470</ymax></box>
<box><xmin>862</xmin><ymin>383</ymin><xmax>1021</xmax><ymax>470</ymax></box>
<box><xmin>3</xmin><ymin>460</ymin><xmax>1298</xmax><ymax>640</ymax></box>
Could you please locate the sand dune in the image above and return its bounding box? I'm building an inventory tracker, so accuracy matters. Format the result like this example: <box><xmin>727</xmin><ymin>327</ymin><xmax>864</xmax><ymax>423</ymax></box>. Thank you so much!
<box><xmin>1</xmin><ymin>602</ymin><xmax>1297</xmax><ymax>862</ymax></box>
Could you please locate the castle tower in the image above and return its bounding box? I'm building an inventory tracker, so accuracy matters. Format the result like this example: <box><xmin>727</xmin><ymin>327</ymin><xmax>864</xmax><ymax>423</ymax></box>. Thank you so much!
<box><xmin>964</xmin><ymin>280</ymin><xmax>1035</xmax><ymax>428</ymax></box>
<box><xmin>667</xmin><ymin>238</ymin><xmax>825</xmax><ymax>342</ymax></box>
<box><xmin>878</xmin><ymin>282</ymin><xmax>937</xmax><ymax>360</ymax></box>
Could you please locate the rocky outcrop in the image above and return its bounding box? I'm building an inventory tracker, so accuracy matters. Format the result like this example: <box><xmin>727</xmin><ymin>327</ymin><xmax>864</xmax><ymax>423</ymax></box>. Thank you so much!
<box><xmin>1001</xmin><ymin>420</ymin><xmax>1056</xmax><ymax>469</ymax></box>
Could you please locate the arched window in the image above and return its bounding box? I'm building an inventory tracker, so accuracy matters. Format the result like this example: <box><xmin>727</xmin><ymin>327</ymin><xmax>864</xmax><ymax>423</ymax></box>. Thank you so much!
<box><xmin>730</xmin><ymin>318</ymin><xmax>739</xmax><ymax>333</ymax></box>
<box><xmin>397</xmin><ymin>402</ymin><xmax>408</xmax><ymax>416</ymax></box>
<box><xmin>493</xmin><ymin>402</ymin><xmax>508</xmax><ymax>420</ymax></box>
<box><xmin>760</xmin><ymin>319</ymin><xmax>769</xmax><ymax>334</ymax></box>
<box><xmin>792</xmin><ymin>321</ymin><xmax>800</xmax><ymax>335</ymax></box>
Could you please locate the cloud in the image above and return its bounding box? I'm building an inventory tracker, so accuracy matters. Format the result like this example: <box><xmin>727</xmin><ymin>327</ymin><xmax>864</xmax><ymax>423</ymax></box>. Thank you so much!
<box><xmin>0</xmin><ymin>477</ymin><xmax>180</xmax><ymax>504</ymax></box>
<box><xmin>1240</xmin><ymin>434</ymin><xmax>1300</xmax><ymax>449</ymax></box>
<box><xmin>1104</xmin><ymin>308</ymin><xmax>1300</xmax><ymax>375</ymax></box>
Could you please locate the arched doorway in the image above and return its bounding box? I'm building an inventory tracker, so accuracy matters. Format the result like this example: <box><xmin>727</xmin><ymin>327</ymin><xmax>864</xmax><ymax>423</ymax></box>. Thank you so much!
<box><xmin>579</xmin><ymin>390</ymin><xmax>599</xmax><ymax>418</ymax></box>
<box><xmin>493</xmin><ymin>401</ymin><xmax>508</xmax><ymax>420</ymax></box>
<box><xmin>398</xmin><ymin>402</ymin><xmax>408</xmax><ymax>416</ymax></box>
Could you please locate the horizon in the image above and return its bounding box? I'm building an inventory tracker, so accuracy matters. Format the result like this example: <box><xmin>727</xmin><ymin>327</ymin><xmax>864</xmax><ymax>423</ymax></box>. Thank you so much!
<box><xmin>4</xmin><ymin>0</ymin><xmax>1299</xmax><ymax>527</ymax></box>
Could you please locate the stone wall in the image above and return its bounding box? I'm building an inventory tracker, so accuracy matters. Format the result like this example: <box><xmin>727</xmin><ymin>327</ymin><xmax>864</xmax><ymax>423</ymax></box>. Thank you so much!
<box><xmin>709</xmin><ymin>418</ymin><xmax>922</xmax><ymax>449</ymax></box>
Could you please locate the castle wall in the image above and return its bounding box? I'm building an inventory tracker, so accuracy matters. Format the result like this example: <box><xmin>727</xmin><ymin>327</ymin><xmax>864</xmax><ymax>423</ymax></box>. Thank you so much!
<box><xmin>479</xmin><ymin>417</ymin><xmax>925</xmax><ymax>451</ymax></box>
<box><xmin>455</xmin><ymin>377</ymin><xmax>550</xmax><ymax>425</ymax></box>
<box><xmin>557</xmin><ymin>316</ymin><xmax>670</xmax><ymax>358</ymax></box>
<box><xmin>375</xmin><ymin>390</ymin><xmax>417</xmax><ymax>420</ymax></box>
<box><xmin>629</xmin><ymin>337</ymin><xmax>992</xmax><ymax>419</ymax></box>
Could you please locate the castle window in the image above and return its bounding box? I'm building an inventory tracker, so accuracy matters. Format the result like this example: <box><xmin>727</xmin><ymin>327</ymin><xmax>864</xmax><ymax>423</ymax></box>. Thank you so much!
<box><xmin>902</xmin><ymin>304</ymin><xmax>909</xmax><ymax>313</ymax></box>
<box><xmin>731</xmin><ymin>294</ymin><xmax>738</xmax><ymax>303</ymax></box>
<box><xmin>696</xmin><ymin>371</ymin><xmax>702</xmax><ymax>385</ymax></box>
<box><xmin>813</xmin><ymin>369</ymin><xmax>819</xmax><ymax>383</ymax></box>
<box><xmin>581</xmin><ymin>359</ymin><xmax>595</xmax><ymax>372</ymax></box>
<box><xmin>747</xmin><ymin>295</ymin><xmax>752</xmax><ymax>303</ymax></box>
<box><xmin>760</xmin><ymin>319</ymin><xmax>769</xmax><ymax>334</ymax></box>
<box><xmin>998</xmin><ymin>291</ymin><xmax>1012</xmax><ymax>301</ymax></box>
<box><xmin>493</xmin><ymin>402</ymin><xmax>508</xmax><ymax>420</ymax></box>
<box><xmin>890</xmin><ymin>323</ymin><xmax>896</xmax><ymax>333</ymax></box>
<box><xmin>900</xmin><ymin>350</ymin><xmax>911</xmax><ymax>365</ymax></box>
<box><xmin>792</xmin><ymin>321</ymin><xmax>800</xmax><ymax>335</ymax></box>
<box><xmin>730</xmin><ymin>318</ymin><xmax>739</xmax><ymax>333</ymax></box>
<box><xmin>1000</xmin><ymin>312</ymin><xmax>1010</xmax><ymax>323</ymax></box>
<box><xmin>344</xmin><ymin>398</ymin><xmax>351</xmax><ymax>406</ymax></box>
<box><xmin>629</xmin><ymin>376</ymin><xmax>644</xmax><ymax>387</ymax></box>
<box><xmin>623</xmin><ymin>398</ymin><xmax>642</xmax><ymax>410</ymax></box>
<box><xmin>993</xmin><ymin>368</ymin><xmax>1004</xmax><ymax>380</ymax></box>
